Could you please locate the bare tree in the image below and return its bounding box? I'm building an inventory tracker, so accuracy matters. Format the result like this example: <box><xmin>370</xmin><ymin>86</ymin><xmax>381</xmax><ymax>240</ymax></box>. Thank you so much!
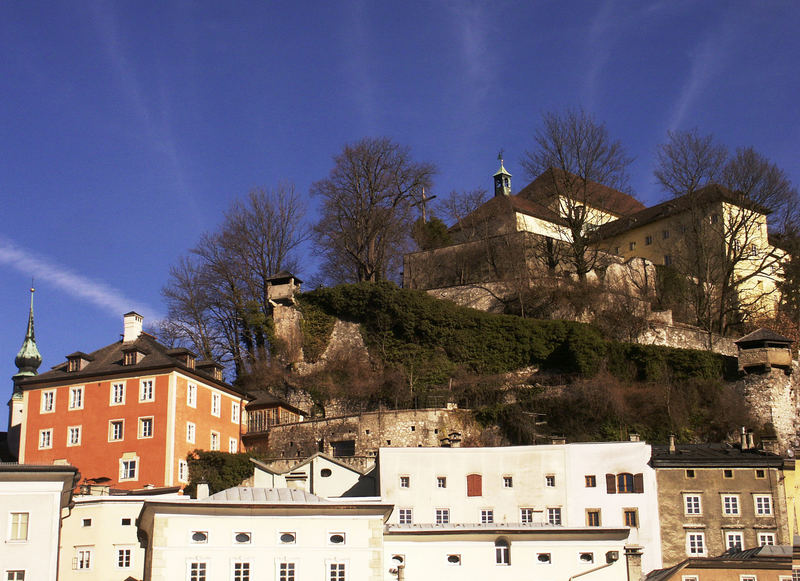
<box><xmin>312</xmin><ymin>137</ymin><xmax>436</xmax><ymax>283</ymax></box>
<box><xmin>439</xmin><ymin>188</ymin><xmax>489</xmax><ymax>238</ymax></box>
<box><xmin>521</xmin><ymin>109</ymin><xmax>634</xmax><ymax>279</ymax></box>
<box><xmin>654</xmin><ymin>132</ymin><xmax>797</xmax><ymax>334</ymax></box>
<box><xmin>161</xmin><ymin>183</ymin><xmax>310</xmax><ymax>377</ymax></box>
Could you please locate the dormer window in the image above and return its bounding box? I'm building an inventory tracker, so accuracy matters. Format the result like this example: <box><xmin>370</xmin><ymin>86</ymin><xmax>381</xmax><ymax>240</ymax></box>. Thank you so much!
<box><xmin>66</xmin><ymin>352</ymin><xmax>93</xmax><ymax>372</ymax></box>
<box><xmin>122</xmin><ymin>347</ymin><xmax>145</xmax><ymax>366</ymax></box>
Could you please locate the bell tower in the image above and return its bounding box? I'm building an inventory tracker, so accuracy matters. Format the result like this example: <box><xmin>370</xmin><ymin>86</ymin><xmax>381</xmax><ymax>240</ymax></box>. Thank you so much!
<box><xmin>493</xmin><ymin>150</ymin><xmax>511</xmax><ymax>197</ymax></box>
<box><xmin>8</xmin><ymin>286</ymin><xmax>41</xmax><ymax>459</ymax></box>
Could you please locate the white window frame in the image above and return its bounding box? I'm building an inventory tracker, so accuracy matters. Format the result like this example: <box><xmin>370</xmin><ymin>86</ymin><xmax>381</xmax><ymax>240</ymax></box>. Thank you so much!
<box><xmin>110</xmin><ymin>382</ymin><xmax>125</xmax><ymax>406</ymax></box>
<box><xmin>686</xmin><ymin>532</ymin><xmax>706</xmax><ymax>556</ymax></box>
<box><xmin>547</xmin><ymin>507</ymin><xmax>562</xmax><ymax>525</ymax></box>
<box><xmin>211</xmin><ymin>393</ymin><xmax>221</xmax><ymax>417</ymax></box>
<box><xmin>40</xmin><ymin>389</ymin><xmax>55</xmax><ymax>413</ymax></box>
<box><xmin>74</xmin><ymin>546</ymin><xmax>93</xmax><ymax>570</ymax></box>
<box><xmin>481</xmin><ymin>509</ymin><xmax>494</xmax><ymax>524</ymax></box>
<box><xmin>520</xmin><ymin>507</ymin><xmax>533</xmax><ymax>524</ymax></box>
<box><xmin>725</xmin><ymin>531</ymin><xmax>743</xmax><ymax>551</ymax></box>
<box><xmin>754</xmin><ymin>495</ymin><xmax>773</xmax><ymax>516</ymax></box>
<box><xmin>231</xmin><ymin>401</ymin><xmax>240</xmax><ymax>423</ymax></box>
<box><xmin>138</xmin><ymin>417</ymin><xmax>154</xmax><ymax>439</ymax></box>
<box><xmin>139</xmin><ymin>379</ymin><xmax>155</xmax><ymax>402</ymax></box>
<box><xmin>187</xmin><ymin>383</ymin><xmax>197</xmax><ymax>408</ymax></box>
<box><xmin>115</xmin><ymin>545</ymin><xmax>134</xmax><ymax>569</ymax></box>
<box><xmin>178</xmin><ymin>460</ymin><xmax>189</xmax><ymax>483</ymax></box>
<box><xmin>119</xmin><ymin>457</ymin><xmax>138</xmax><ymax>481</ymax></box>
<box><xmin>38</xmin><ymin>429</ymin><xmax>52</xmax><ymax>449</ymax></box>
<box><xmin>327</xmin><ymin>561</ymin><xmax>347</xmax><ymax>581</ymax></box>
<box><xmin>6</xmin><ymin>570</ymin><xmax>26</xmax><ymax>581</ymax></box>
<box><xmin>67</xmin><ymin>425</ymin><xmax>81</xmax><ymax>447</ymax></box>
<box><xmin>8</xmin><ymin>512</ymin><xmax>29</xmax><ymax>541</ymax></box>
<box><xmin>186</xmin><ymin>422</ymin><xmax>196</xmax><ymax>444</ymax></box>
<box><xmin>228</xmin><ymin>437</ymin><xmax>238</xmax><ymax>454</ymax></box>
<box><xmin>109</xmin><ymin>419</ymin><xmax>124</xmax><ymax>442</ymax></box>
<box><xmin>684</xmin><ymin>494</ymin><xmax>702</xmax><ymax>515</ymax></box>
<box><xmin>722</xmin><ymin>495</ymin><xmax>740</xmax><ymax>516</ymax></box>
<box><xmin>758</xmin><ymin>532</ymin><xmax>776</xmax><ymax>546</ymax></box>
<box><xmin>398</xmin><ymin>508</ymin><xmax>412</xmax><ymax>524</ymax></box>
<box><xmin>210</xmin><ymin>431</ymin><xmax>220</xmax><ymax>451</ymax></box>
<box><xmin>232</xmin><ymin>561</ymin><xmax>250</xmax><ymax>581</ymax></box>
<box><xmin>69</xmin><ymin>386</ymin><xmax>84</xmax><ymax>410</ymax></box>
<box><xmin>435</xmin><ymin>508</ymin><xmax>450</xmax><ymax>524</ymax></box>
<box><xmin>278</xmin><ymin>562</ymin><xmax>296</xmax><ymax>581</ymax></box>
<box><xmin>188</xmin><ymin>561</ymin><xmax>207</xmax><ymax>581</ymax></box>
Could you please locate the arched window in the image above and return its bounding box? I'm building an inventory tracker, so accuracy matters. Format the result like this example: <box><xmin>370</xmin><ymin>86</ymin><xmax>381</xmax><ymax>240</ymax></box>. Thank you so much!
<box><xmin>495</xmin><ymin>538</ymin><xmax>510</xmax><ymax>565</ymax></box>
<box><xmin>617</xmin><ymin>473</ymin><xmax>634</xmax><ymax>493</ymax></box>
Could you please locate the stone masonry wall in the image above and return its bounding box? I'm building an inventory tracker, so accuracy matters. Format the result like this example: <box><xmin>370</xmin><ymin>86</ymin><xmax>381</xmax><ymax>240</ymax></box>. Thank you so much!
<box><xmin>636</xmin><ymin>321</ymin><xmax>738</xmax><ymax>356</ymax></box>
<box><xmin>735</xmin><ymin>362</ymin><xmax>799</xmax><ymax>453</ymax></box>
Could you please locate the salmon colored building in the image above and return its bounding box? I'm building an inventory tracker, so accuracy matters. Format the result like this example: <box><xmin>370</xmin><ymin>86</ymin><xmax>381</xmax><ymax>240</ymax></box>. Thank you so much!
<box><xmin>15</xmin><ymin>309</ymin><xmax>247</xmax><ymax>490</ymax></box>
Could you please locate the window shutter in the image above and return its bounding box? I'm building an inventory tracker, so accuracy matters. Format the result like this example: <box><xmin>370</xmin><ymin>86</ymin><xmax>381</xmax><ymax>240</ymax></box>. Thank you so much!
<box><xmin>633</xmin><ymin>473</ymin><xmax>644</xmax><ymax>493</ymax></box>
<box><xmin>605</xmin><ymin>473</ymin><xmax>616</xmax><ymax>494</ymax></box>
<box><xmin>467</xmin><ymin>473</ymin><xmax>482</xmax><ymax>497</ymax></box>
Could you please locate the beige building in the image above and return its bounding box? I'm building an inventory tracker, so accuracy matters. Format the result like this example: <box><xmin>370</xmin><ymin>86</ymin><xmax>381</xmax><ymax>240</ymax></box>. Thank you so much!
<box><xmin>0</xmin><ymin>463</ymin><xmax>79</xmax><ymax>581</ymax></box>
<box><xmin>651</xmin><ymin>438</ymin><xmax>790</xmax><ymax>567</ymax></box>
<box><xmin>644</xmin><ymin>544</ymin><xmax>792</xmax><ymax>581</ymax></box>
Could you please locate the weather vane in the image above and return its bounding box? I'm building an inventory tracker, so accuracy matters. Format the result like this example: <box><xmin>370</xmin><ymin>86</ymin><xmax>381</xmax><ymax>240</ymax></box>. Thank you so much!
<box><xmin>498</xmin><ymin>148</ymin><xmax>504</xmax><ymax>162</ymax></box>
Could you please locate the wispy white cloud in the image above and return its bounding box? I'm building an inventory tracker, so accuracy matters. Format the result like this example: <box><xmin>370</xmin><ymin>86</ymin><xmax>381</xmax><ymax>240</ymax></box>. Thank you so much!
<box><xmin>449</xmin><ymin>0</ymin><xmax>494</xmax><ymax>118</ymax></box>
<box><xmin>0</xmin><ymin>238</ymin><xmax>161</xmax><ymax>322</ymax></box>
<box><xmin>341</xmin><ymin>0</ymin><xmax>378</xmax><ymax>134</ymax></box>
<box><xmin>583</xmin><ymin>0</ymin><xmax>617</xmax><ymax>109</ymax></box>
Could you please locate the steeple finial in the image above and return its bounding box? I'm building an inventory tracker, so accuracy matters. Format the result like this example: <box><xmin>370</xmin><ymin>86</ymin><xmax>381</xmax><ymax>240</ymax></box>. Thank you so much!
<box><xmin>14</xmin><ymin>285</ymin><xmax>42</xmax><ymax>379</ymax></box>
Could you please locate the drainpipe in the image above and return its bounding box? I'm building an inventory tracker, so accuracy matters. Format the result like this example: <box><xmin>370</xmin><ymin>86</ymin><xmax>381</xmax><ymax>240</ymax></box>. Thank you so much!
<box><xmin>568</xmin><ymin>562</ymin><xmax>615</xmax><ymax>581</ymax></box>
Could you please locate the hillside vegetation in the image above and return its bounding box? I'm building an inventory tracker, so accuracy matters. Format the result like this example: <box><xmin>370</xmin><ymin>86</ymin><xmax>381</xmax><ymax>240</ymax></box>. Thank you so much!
<box><xmin>294</xmin><ymin>282</ymin><xmax>746</xmax><ymax>444</ymax></box>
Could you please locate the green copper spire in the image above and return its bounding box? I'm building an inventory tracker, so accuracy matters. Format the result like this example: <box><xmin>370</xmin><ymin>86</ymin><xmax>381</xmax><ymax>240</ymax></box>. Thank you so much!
<box><xmin>14</xmin><ymin>286</ymin><xmax>42</xmax><ymax>378</ymax></box>
<box><xmin>493</xmin><ymin>150</ymin><xmax>512</xmax><ymax>197</ymax></box>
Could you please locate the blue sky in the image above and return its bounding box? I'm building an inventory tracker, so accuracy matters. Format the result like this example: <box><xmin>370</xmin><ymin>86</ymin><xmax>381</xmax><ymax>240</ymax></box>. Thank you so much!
<box><xmin>2</xmin><ymin>1</ymin><xmax>799</xmax><ymax>426</ymax></box>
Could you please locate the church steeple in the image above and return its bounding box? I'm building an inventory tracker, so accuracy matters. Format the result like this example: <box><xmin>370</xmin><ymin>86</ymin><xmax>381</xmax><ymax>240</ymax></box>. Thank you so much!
<box><xmin>493</xmin><ymin>150</ymin><xmax>512</xmax><ymax>197</ymax></box>
<box><xmin>14</xmin><ymin>286</ymin><xmax>42</xmax><ymax>380</ymax></box>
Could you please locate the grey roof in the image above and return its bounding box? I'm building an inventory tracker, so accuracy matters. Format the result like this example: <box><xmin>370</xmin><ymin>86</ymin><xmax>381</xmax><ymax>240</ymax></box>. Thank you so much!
<box><xmin>651</xmin><ymin>443</ymin><xmax>783</xmax><ymax>467</ymax></box>
<box><xmin>245</xmin><ymin>390</ymin><xmax>307</xmax><ymax>415</ymax></box>
<box><xmin>265</xmin><ymin>271</ymin><xmax>302</xmax><ymax>284</ymax></box>
<box><xmin>735</xmin><ymin>328</ymin><xmax>794</xmax><ymax>345</ymax></box>
<box><xmin>203</xmin><ymin>487</ymin><xmax>329</xmax><ymax>504</ymax></box>
<box><xmin>719</xmin><ymin>545</ymin><xmax>792</xmax><ymax>559</ymax></box>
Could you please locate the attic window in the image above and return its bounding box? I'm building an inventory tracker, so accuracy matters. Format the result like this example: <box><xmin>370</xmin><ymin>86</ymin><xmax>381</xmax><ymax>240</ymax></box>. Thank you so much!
<box><xmin>68</xmin><ymin>358</ymin><xmax>80</xmax><ymax>372</ymax></box>
<box><xmin>123</xmin><ymin>349</ymin><xmax>143</xmax><ymax>366</ymax></box>
<box><xmin>320</xmin><ymin>469</ymin><xmax>332</xmax><ymax>478</ymax></box>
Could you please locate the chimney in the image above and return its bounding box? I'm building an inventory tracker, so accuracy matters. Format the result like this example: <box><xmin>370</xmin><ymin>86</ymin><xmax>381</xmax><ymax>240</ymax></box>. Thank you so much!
<box><xmin>629</xmin><ymin>433</ymin><xmax>640</xmax><ymax>442</ymax></box>
<box><xmin>741</xmin><ymin>426</ymin><xmax>748</xmax><ymax>450</ymax></box>
<box><xmin>668</xmin><ymin>434</ymin><xmax>676</xmax><ymax>454</ymax></box>
<box><xmin>551</xmin><ymin>437</ymin><xmax>566</xmax><ymax>445</ymax></box>
<box><xmin>624</xmin><ymin>545</ymin><xmax>643</xmax><ymax>581</ymax></box>
<box><xmin>123</xmin><ymin>312</ymin><xmax>143</xmax><ymax>343</ymax></box>
<box><xmin>761</xmin><ymin>435</ymin><xmax>779</xmax><ymax>455</ymax></box>
<box><xmin>196</xmin><ymin>481</ymin><xmax>209</xmax><ymax>500</ymax></box>
<box><xmin>747</xmin><ymin>431</ymin><xmax>755</xmax><ymax>451</ymax></box>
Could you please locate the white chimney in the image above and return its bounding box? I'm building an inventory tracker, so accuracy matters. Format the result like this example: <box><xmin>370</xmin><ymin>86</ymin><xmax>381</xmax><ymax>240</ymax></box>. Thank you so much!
<box><xmin>123</xmin><ymin>312</ymin><xmax>143</xmax><ymax>343</ymax></box>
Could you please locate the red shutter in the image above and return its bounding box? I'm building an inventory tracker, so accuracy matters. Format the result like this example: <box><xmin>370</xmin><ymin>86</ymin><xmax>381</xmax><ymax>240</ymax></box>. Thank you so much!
<box><xmin>467</xmin><ymin>473</ymin><xmax>482</xmax><ymax>497</ymax></box>
<box><xmin>633</xmin><ymin>473</ymin><xmax>644</xmax><ymax>493</ymax></box>
<box><xmin>605</xmin><ymin>473</ymin><xmax>616</xmax><ymax>494</ymax></box>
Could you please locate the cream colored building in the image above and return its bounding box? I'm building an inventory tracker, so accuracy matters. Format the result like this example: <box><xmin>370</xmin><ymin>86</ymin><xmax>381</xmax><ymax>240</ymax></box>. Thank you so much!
<box><xmin>59</xmin><ymin>488</ymin><xmax>186</xmax><ymax>581</ymax></box>
<box><xmin>377</xmin><ymin>441</ymin><xmax>663</xmax><ymax>573</ymax></box>
<box><xmin>251</xmin><ymin>453</ymin><xmax>375</xmax><ymax>498</ymax></box>
<box><xmin>0</xmin><ymin>463</ymin><xmax>79</xmax><ymax>581</ymax></box>
<box><xmin>137</xmin><ymin>487</ymin><xmax>391</xmax><ymax>581</ymax></box>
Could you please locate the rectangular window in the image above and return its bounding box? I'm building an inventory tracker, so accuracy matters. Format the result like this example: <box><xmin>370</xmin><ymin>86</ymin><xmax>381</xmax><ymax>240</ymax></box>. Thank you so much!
<box><xmin>755</xmin><ymin>495</ymin><xmax>773</xmax><ymax>515</ymax></box>
<box><xmin>186</xmin><ymin>422</ymin><xmax>196</xmax><ymax>444</ymax></box>
<box><xmin>585</xmin><ymin>475</ymin><xmax>596</xmax><ymax>487</ymax></box>
<box><xmin>437</xmin><ymin>476</ymin><xmax>446</xmax><ymax>488</ymax></box>
<box><xmin>6</xmin><ymin>572</ymin><xmax>25</xmax><ymax>581</ymax></box>
<box><xmin>398</xmin><ymin>508</ymin><xmax>412</xmax><ymax>524</ymax></box>
<box><xmin>400</xmin><ymin>476</ymin><xmax>410</xmax><ymax>488</ymax></box>
<box><xmin>466</xmin><ymin>474</ymin><xmax>482</xmax><ymax>496</ymax></box>
<box><xmin>685</xmin><ymin>469</ymin><xmax>695</xmax><ymax>478</ymax></box>
<box><xmin>726</xmin><ymin>531</ymin><xmax>743</xmax><ymax>551</ymax></box>
<box><xmin>67</xmin><ymin>426</ymin><xmax>81</xmax><ymax>446</ymax></box>
<box><xmin>233</xmin><ymin>562</ymin><xmax>250</xmax><ymax>581</ymax></box>
<box><xmin>520</xmin><ymin>508</ymin><xmax>533</xmax><ymax>524</ymax></box>
<box><xmin>664</xmin><ymin>254</ymin><xmax>673</xmax><ymax>266</ymax></box>
<box><xmin>229</xmin><ymin>437</ymin><xmax>238</xmax><ymax>453</ymax></box>
<box><xmin>117</xmin><ymin>548</ymin><xmax>131</xmax><ymax>568</ymax></box>
<box><xmin>759</xmin><ymin>532</ymin><xmax>776</xmax><ymax>546</ymax></box>
<box><xmin>329</xmin><ymin>563</ymin><xmax>346</xmax><ymax>581</ymax></box>
<box><xmin>178</xmin><ymin>460</ymin><xmax>189</xmax><ymax>483</ymax></box>
<box><xmin>662</xmin><ymin>230</ymin><xmax>670</xmax><ymax>240</ymax></box>
<box><xmin>503</xmin><ymin>476</ymin><xmax>513</xmax><ymax>488</ymax></box>
<box><xmin>38</xmin><ymin>429</ymin><xmax>52</xmax><ymax>449</ymax></box>
<box><xmin>9</xmin><ymin>512</ymin><xmax>29</xmax><ymax>541</ymax></box>
<box><xmin>686</xmin><ymin>532</ymin><xmax>705</xmax><ymax>556</ymax></box>
<box><xmin>684</xmin><ymin>495</ymin><xmax>701</xmax><ymax>515</ymax></box>
<box><xmin>232</xmin><ymin>401</ymin><xmax>240</xmax><ymax>423</ymax></box>
<box><xmin>586</xmin><ymin>509</ymin><xmax>601</xmax><ymax>527</ymax></box>
<box><xmin>723</xmin><ymin>495</ymin><xmax>740</xmax><ymax>515</ymax></box>
<box><xmin>110</xmin><ymin>382</ymin><xmax>125</xmax><ymax>405</ymax></box>
<box><xmin>755</xmin><ymin>469</ymin><xmax>766</xmax><ymax>479</ymax></box>
<box><xmin>139</xmin><ymin>379</ymin><xmax>154</xmax><ymax>402</ymax></box>
<box><xmin>279</xmin><ymin>563</ymin><xmax>295</xmax><ymax>581</ymax></box>
<box><xmin>187</xmin><ymin>383</ymin><xmax>197</xmax><ymax>407</ymax></box>
<box><xmin>547</xmin><ymin>507</ymin><xmax>561</xmax><ymax>525</ymax></box>
<box><xmin>645</xmin><ymin>235</ymin><xmax>653</xmax><ymax>245</ymax></box>
<box><xmin>436</xmin><ymin>508</ymin><xmax>450</xmax><ymax>524</ymax></box>
<box><xmin>545</xmin><ymin>474</ymin><xmax>555</xmax><ymax>487</ymax></box>
<box><xmin>189</xmin><ymin>562</ymin><xmax>206</xmax><ymax>581</ymax></box>
<box><xmin>138</xmin><ymin>417</ymin><xmax>153</xmax><ymax>438</ymax></box>
<box><xmin>481</xmin><ymin>509</ymin><xmax>494</xmax><ymax>524</ymax></box>
<box><xmin>624</xmin><ymin>509</ymin><xmax>638</xmax><ymax>527</ymax></box>
<box><xmin>210</xmin><ymin>431</ymin><xmax>220</xmax><ymax>451</ymax></box>
<box><xmin>41</xmin><ymin>390</ymin><xmax>55</xmax><ymax>413</ymax></box>
<box><xmin>723</xmin><ymin>469</ymin><xmax>733</xmax><ymax>478</ymax></box>
<box><xmin>629</xmin><ymin>241</ymin><xmax>636</xmax><ymax>251</ymax></box>
<box><xmin>69</xmin><ymin>386</ymin><xmax>83</xmax><ymax>410</ymax></box>
<box><xmin>120</xmin><ymin>459</ymin><xmax>137</xmax><ymax>481</ymax></box>
<box><xmin>495</xmin><ymin>541</ymin><xmax>510</xmax><ymax>565</ymax></box>
<box><xmin>75</xmin><ymin>548</ymin><xmax>92</xmax><ymax>570</ymax></box>
<box><xmin>211</xmin><ymin>393</ymin><xmax>221</xmax><ymax>417</ymax></box>
<box><xmin>109</xmin><ymin>420</ymin><xmax>124</xmax><ymax>441</ymax></box>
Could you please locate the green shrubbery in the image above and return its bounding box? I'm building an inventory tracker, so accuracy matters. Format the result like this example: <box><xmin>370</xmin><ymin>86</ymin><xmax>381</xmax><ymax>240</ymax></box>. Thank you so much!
<box><xmin>186</xmin><ymin>450</ymin><xmax>257</xmax><ymax>496</ymax></box>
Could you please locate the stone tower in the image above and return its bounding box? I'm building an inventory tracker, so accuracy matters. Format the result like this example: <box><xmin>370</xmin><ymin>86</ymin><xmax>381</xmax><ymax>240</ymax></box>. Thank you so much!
<box><xmin>7</xmin><ymin>287</ymin><xmax>41</xmax><ymax>459</ymax></box>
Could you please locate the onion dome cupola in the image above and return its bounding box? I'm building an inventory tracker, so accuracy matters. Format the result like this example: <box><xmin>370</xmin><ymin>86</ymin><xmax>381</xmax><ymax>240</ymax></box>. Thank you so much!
<box><xmin>493</xmin><ymin>150</ymin><xmax>511</xmax><ymax>197</ymax></box>
<box><xmin>14</xmin><ymin>287</ymin><xmax>42</xmax><ymax>379</ymax></box>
